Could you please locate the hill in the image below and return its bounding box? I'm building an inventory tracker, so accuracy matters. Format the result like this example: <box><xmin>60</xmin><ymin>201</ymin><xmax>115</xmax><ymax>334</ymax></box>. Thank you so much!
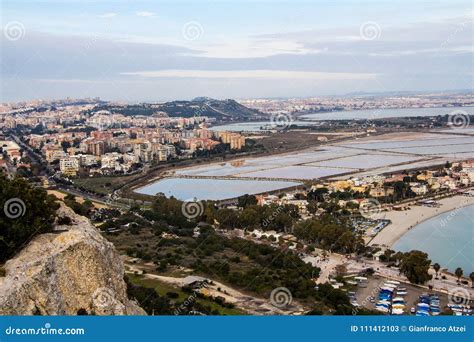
<box><xmin>90</xmin><ymin>98</ymin><xmax>265</xmax><ymax>122</ymax></box>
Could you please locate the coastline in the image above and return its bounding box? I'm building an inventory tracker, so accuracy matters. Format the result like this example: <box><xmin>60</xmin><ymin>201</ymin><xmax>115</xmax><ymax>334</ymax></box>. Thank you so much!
<box><xmin>368</xmin><ymin>194</ymin><xmax>474</xmax><ymax>248</ymax></box>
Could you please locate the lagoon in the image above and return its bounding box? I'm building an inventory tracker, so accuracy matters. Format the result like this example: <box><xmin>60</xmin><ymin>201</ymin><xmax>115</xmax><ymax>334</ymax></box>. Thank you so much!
<box><xmin>135</xmin><ymin>178</ymin><xmax>302</xmax><ymax>201</ymax></box>
<box><xmin>210</xmin><ymin>106</ymin><xmax>473</xmax><ymax>132</ymax></box>
<box><xmin>302</xmin><ymin>106</ymin><xmax>474</xmax><ymax>121</ymax></box>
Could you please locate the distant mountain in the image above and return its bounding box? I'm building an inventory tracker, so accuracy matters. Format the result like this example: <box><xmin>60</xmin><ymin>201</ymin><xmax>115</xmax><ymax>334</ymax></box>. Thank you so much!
<box><xmin>90</xmin><ymin>98</ymin><xmax>264</xmax><ymax>121</ymax></box>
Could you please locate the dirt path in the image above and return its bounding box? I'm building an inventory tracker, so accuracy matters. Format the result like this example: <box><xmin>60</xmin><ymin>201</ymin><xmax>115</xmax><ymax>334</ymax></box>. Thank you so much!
<box><xmin>47</xmin><ymin>190</ymin><xmax>108</xmax><ymax>209</ymax></box>
<box><xmin>125</xmin><ymin>261</ymin><xmax>305</xmax><ymax>315</ymax></box>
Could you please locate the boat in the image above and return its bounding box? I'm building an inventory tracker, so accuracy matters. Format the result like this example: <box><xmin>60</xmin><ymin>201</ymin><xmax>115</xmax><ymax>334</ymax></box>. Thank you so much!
<box><xmin>386</xmin><ymin>280</ymin><xmax>400</xmax><ymax>286</ymax></box>
<box><xmin>392</xmin><ymin>308</ymin><xmax>404</xmax><ymax>315</ymax></box>
<box><xmin>416</xmin><ymin>302</ymin><xmax>430</xmax><ymax>316</ymax></box>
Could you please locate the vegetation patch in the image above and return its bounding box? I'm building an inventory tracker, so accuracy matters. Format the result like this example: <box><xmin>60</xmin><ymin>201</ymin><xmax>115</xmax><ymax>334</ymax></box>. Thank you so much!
<box><xmin>0</xmin><ymin>175</ymin><xmax>59</xmax><ymax>263</ymax></box>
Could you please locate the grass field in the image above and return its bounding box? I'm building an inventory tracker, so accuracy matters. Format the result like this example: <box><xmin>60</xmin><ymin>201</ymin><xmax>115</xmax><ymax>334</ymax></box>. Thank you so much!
<box><xmin>73</xmin><ymin>175</ymin><xmax>138</xmax><ymax>195</ymax></box>
<box><xmin>127</xmin><ymin>274</ymin><xmax>244</xmax><ymax>315</ymax></box>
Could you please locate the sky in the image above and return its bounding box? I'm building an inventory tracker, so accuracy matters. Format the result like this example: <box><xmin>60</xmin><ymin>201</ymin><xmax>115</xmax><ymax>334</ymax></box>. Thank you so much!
<box><xmin>1</xmin><ymin>0</ymin><xmax>473</xmax><ymax>102</ymax></box>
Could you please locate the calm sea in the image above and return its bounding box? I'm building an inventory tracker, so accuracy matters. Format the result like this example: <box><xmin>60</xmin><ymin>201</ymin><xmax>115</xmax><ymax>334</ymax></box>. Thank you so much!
<box><xmin>393</xmin><ymin>204</ymin><xmax>474</xmax><ymax>273</ymax></box>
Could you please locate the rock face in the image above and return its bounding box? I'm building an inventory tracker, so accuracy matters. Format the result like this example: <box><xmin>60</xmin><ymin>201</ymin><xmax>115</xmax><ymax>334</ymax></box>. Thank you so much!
<box><xmin>0</xmin><ymin>204</ymin><xmax>145</xmax><ymax>315</ymax></box>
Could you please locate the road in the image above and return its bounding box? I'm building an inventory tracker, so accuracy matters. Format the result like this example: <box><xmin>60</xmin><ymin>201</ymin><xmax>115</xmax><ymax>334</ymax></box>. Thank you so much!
<box><xmin>9</xmin><ymin>133</ymin><xmax>129</xmax><ymax>209</ymax></box>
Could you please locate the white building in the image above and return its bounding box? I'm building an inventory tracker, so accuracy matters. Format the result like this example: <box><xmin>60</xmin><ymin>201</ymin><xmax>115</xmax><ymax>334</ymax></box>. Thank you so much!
<box><xmin>60</xmin><ymin>157</ymin><xmax>80</xmax><ymax>176</ymax></box>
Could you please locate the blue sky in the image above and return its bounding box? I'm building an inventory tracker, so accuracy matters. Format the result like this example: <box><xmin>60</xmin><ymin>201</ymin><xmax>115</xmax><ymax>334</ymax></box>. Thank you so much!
<box><xmin>1</xmin><ymin>0</ymin><xmax>473</xmax><ymax>102</ymax></box>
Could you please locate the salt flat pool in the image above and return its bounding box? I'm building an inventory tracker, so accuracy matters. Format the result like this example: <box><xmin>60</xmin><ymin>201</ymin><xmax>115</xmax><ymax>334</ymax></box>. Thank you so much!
<box><xmin>307</xmin><ymin>154</ymin><xmax>425</xmax><ymax>169</ymax></box>
<box><xmin>135</xmin><ymin>132</ymin><xmax>473</xmax><ymax>199</ymax></box>
<box><xmin>238</xmin><ymin>165</ymin><xmax>355</xmax><ymax>180</ymax></box>
<box><xmin>135</xmin><ymin>178</ymin><xmax>302</xmax><ymax>200</ymax></box>
<box><xmin>343</xmin><ymin>136</ymin><xmax>474</xmax><ymax>150</ymax></box>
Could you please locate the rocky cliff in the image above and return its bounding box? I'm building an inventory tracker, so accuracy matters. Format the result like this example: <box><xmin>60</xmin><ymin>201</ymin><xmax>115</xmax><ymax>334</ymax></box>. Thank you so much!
<box><xmin>0</xmin><ymin>204</ymin><xmax>145</xmax><ymax>315</ymax></box>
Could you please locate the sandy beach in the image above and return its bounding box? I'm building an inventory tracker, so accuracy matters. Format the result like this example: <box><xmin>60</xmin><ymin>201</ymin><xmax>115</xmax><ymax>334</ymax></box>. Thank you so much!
<box><xmin>368</xmin><ymin>194</ymin><xmax>474</xmax><ymax>248</ymax></box>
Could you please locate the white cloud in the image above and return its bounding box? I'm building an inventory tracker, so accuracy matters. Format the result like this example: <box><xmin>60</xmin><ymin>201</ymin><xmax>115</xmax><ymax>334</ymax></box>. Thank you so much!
<box><xmin>188</xmin><ymin>40</ymin><xmax>320</xmax><ymax>58</ymax></box>
<box><xmin>121</xmin><ymin>69</ymin><xmax>376</xmax><ymax>80</ymax></box>
<box><xmin>367</xmin><ymin>45</ymin><xmax>474</xmax><ymax>57</ymax></box>
<box><xmin>136</xmin><ymin>11</ymin><xmax>157</xmax><ymax>18</ymax></box>
<box><xmin>99</xmin><ymin>12</ymin><xmax>117</xmax><ymax>19</ymax></box>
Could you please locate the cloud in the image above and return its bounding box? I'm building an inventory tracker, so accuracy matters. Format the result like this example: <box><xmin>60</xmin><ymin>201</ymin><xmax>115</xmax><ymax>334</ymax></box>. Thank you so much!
<box><xmin>1</xmin><ymin>10</ymin><xmax>472</xmax><ymax>101</ymax></box>
<box><xmin>184</xmin><ymin>40</ymin><xmax>322</xmax><ymax>59</ymax></box>
<box><xmin>250</xmin><ymin>14</ymin><xmax>473</xmax><ymax>58</ymax></box>
<box><xmin>99</xmin><ymin>12</ymin><xmax>117</xmax><ymax>19</ymax></box>
<box><xmin>136</xmin><ymin>11</ymin><xmax>157</xmax><ymax>18</ymax></box>
<box><xmin>121</xmin><ymin>69</ymin><xmax>376</xmax><ymax>80</ymax></box>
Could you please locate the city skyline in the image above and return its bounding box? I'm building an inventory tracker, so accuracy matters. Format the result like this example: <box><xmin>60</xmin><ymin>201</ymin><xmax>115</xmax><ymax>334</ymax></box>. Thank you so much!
<box><xmin>1</xmin><ymin>0</ymin><xmax>473</xmax><ymax>102</ymax></box>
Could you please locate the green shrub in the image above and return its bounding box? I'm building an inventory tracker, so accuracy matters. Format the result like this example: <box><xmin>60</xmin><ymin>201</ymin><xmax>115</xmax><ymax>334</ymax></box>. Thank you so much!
<box><xmin>0</xmin><ymin>175</ymin><xmax>59</xmax><ymax>262</ymax></box>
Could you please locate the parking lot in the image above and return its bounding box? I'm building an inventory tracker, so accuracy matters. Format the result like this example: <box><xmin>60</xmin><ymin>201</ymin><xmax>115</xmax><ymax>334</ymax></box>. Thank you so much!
<box><xmin>354</xmin><ymin>275</ymin><xmax>450</xmax><ymax>314</ymax></box>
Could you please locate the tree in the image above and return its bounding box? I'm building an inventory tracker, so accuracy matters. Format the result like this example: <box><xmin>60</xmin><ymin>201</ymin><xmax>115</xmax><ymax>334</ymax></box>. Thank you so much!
<box><xmin>0</xmin><ymin>175</ymin><xmax>59</xmax><ymax>262</ymax></box>
<box><xmin>393</xmin><ymin>181</ymin><xmax>411</xmax><ymax>200</ymax></box>
<box><xmin>293</xmin><ymin>215</ymin><xmax>364</xmax><ymax>254</ymax></box>
<box><xmin>455</xmin><ymin>267</ymin><xmax>463</xmax><ymax>283</ymax></box>
<box><xmin>82</xmin><ymin>199</ymin><xmax>94</xmax><ymax>212</ymax></box>
<box><xmin>399</xmin><ymin>250</ymin><xmax>432</xmax><ymax>284</ymax></box>
<box><xmin>125</xmin><ymin>277</ymin><xmax>173</xmax><ymax>315</ymax></box>
<box><xmin>237</xmin><ymin>194</ymin><xmax>257</xmax><ymax>208</ymax></box>
<box><xmin>215</xmin><ymin>209</ymin><xmax>239</xmax><ymax>229</ymax></box>
<box><xmin>433</xmin><ymin>263</ymin><xmax>441</xmax><ymax>279</ymax></box>
<box><xmin>239</xmin><ymin>207</ymin><xmax>260</xmax><ymax>228</ymax></box>
<box><xmin>469</xmin><ymin>272</ymin><xmax>474</xmax><ymax>288</ymax></box>
<box><xmin>60</xmin><ymin>141</ymin><xmax>71</xmax><ymax>152</ymax></box>
<box><xmin>307</xmin><ymin>188</ymin><xmax>328</xmax><ymax>202</ymax></box>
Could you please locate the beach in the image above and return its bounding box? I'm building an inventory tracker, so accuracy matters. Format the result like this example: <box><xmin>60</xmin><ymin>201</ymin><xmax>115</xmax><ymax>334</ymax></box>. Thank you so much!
<box><xmin>368</xmin><ymin>194</ymin><xmax>474</xmax><ymax>248</ymax></box>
